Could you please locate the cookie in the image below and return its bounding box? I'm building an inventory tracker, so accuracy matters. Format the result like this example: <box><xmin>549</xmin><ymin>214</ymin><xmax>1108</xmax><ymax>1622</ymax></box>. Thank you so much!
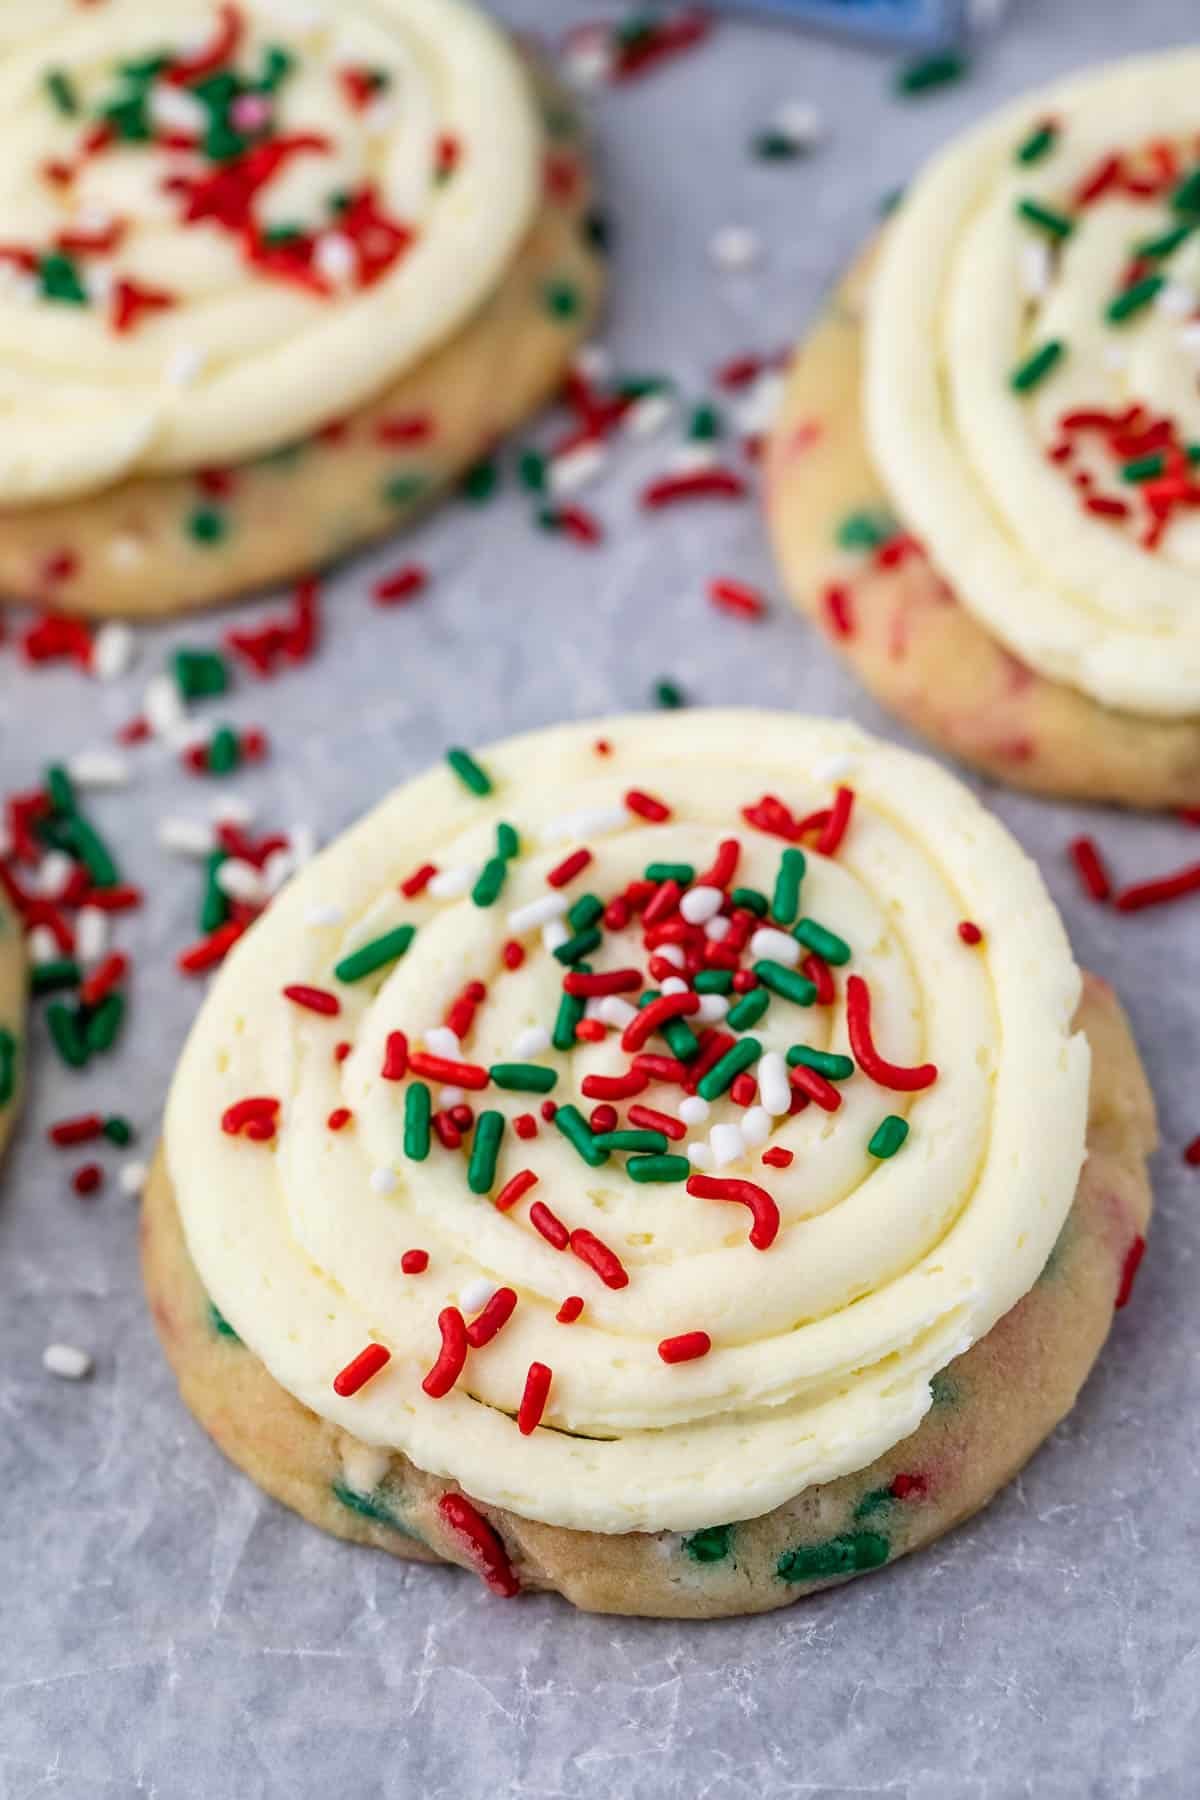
<box><xmin>0</xmin><ymin>4</ymin><xmax>603</xmax><ymax>618</ymax></box>
<box><xmin>767</xmin><ymin>51</ymin><xmax>1200</xmax><ymax>807</ymax></box>
<box><xmin>144</xmin><ymin>712</ymin><xmax>1155</xmax><ymax>1617</ymax></box>
<box><xmin>0</xmin><ymin>890</ymin><xmax>26</xmax><ymax>1158</ymax></box>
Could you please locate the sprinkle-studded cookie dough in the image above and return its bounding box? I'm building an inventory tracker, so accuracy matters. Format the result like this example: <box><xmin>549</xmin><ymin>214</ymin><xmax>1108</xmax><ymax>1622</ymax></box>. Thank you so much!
<box><xmin>145</xmin><ymin>712</ymin><xmax>1155</xmax><ymax>1615</ymax></box>
<box><xmin>0</xmin><ymin>2</ymin><xmax>604</xmax><ymax>616</ymax></box>
<box><xmin>0</xmin><ymin>886</ymin><xmax>26</xmax><ymax>1159</ymax></box>
<box><xmin>768</xmin><ymin>50</ymin><xmax>1200</xmax><ymax>807</ymax></box>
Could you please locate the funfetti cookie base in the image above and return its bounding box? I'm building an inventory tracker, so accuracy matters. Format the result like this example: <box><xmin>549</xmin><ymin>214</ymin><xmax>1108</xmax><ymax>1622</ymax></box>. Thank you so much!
<box><xmin>0</xmin><ymin>891</ymin><xmax>26</xmax><ymax>1159</ymax></box>
<box><xmin>143</xmin><ymin>972</ymin><xmax>1152</xmax><ymax>1618</ymax></box>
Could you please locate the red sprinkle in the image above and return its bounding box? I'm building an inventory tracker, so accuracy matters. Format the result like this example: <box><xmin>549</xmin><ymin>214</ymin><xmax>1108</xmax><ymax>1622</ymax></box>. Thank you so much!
<box><xmin>708</xmin><ymin>577</ymin><xmax>767</xmax><ymax>621</ymax></box>
<box><xmin>625</xmin><ymin>788</ymin><xmax>672</xmax><ymax>823</ymax></box>
<box><xmin>687</xmin><ymin>1174</ymin><xmax>780</xmax><ymax>1250</ymax></box>
<box><xmin>517</xmin><ymin>1361</ymin><xmax>553</xmax><ymax>1434</ymax></box>
<box><xmin>437</xmin><ymin>1493</ymin><xmax>519</xmax><ymax>1598</ymax></box>
<box><xmin>1114</xmin><ymin>861</ymin><xmax>1200</xmax><ymax>914</ymax></box>
<box><xmin>1184</xmin><ymin>1136</ymin><xmax>1200</xmax><ymax>1167</ymax></box>
<box><xmin>72</xmin><ymin>1162</ymin><xmax>103</xmax><ymax>1197</ymax></box>
<box><xmin>513</xmin><ymin>1112</ymin><xmax>538</xmax><ymax>1140</ymax></box>
<box><xmin>816</xmin><ymin>786</ymin><xmax>855</xmax><ymax>857</ymax></box>
<box><xmin>400</xmin><ymin>1249</ymin><xmax>429</xmax><ymax>1274</ymax></box>
<box><xmin>581</xmin><ymin>1068</ymin><xmax>647</xmax><ymax>1101</ymax></box>
<box><xmin>372</xmin><ymin>563</ymin><xmax>428</xmax><ymax>606</ymax></box>
<box><xmin>556</xmin><ymin>1295</ymin><xmax>585</xmax><ymax>1324</ymax></box>
<box><xmin>282</xmin><ymin>983</ymin><xmax>341</xmax><ymax>1016</ymax></box>
<box><xmin>333</xmin><ymin>1341</ymin><xmax>391</xmax><ymax>1397</ymax></box>
<box><xmin>641</xmin><ymin>468</ymin><xmax>747</xmax><ymax>508</ymax></box>
<box><xmin>494</xmin><ymin>1169</ymin><xmax>538</xmax><ymax>1213</ymax></box>
<box><xmin>569</xmin><ymin>1228</ymin><xmax>629</xmax><ymax>1289</ymax></box>
<box><xmin>79</xmin><ymin>952</ymin><xmax>128</xmax><ymax>1009</ymax></box>
<box><xmin>957</xmin><ymin>921</ymin><xmax>984</xmax><ymax>946</ymax></box>
<box><xmin>530</xmin><ymin>1201</ymin><xmax>570</xmax><ymax>1251</ymax></box>
<box><xmin>422</xmin><ymin>1307</ymin><xmax>468</xmax><ymax>1398</ymax></box>
<box><xmin>465</xmin><ymin>1286</ymin><xmax>518</xmax><ymax>1348</ymax></box>
<box><xmin>381</xmin><ymin>1031</ymin><xmax>408</xmax><ymax>1081</ymax></box>
<box><xmin>563</xmin><ymin>967</ymin><xmax>642</xmax><ymax>997</ymax></box>
<box><xmin>589</xmin><ymin>1103</ymin><xmax>619</xmax><ymax>1134</ymax></box>
<box><xmin>789</xmin><ymin>1064</ymin><xmax>842</xmax><ymax>1112</ymax></box>
<box><xmin>326</xmin><ymin>1107</ymin><xmax>353</xmax><ymax>1131</ymax></box>
<box><xmin>502</xmin><ymin>940</ymin><xmax>526</xmax><ymax>971</ymax></box>
<box><xmin>846</xmin><ymin>975</ymin><xmax>938</xmax><ymax>1092</ymax></box>
<box><xmin>400</xmin><ymin>862</ymin><xmax>437</xmax><ymax>897</ymax></box>
<box><xmin>802</xmin><ymin>952</ymin><xmax>835</xmax><ymax>1006</ymax></box>
<box><xmin>547</xmin><ymin>848</ymin><xmax>593</xmax><ymax>888</ymax></box>
<box><xmin>1115</xmin><ymin>1235</ymin><xmax>1146</xmax><ymax>1310</ymax></box>
<box><xmin>49</xmin><ymin>1113</ymin><xmax>103</xmax><ymax>1148</ymax></box>
<box><xmin>621</xmin><ymin>990</ymin><xmax>699</xmax><ymax>1053</ymax></box>
<box><xmin>628</xmin><ymin>1103</ymin><xmax>687</xmax><ymax>1141</ymax></box>
<box><xmin>658</xmin><ymin>1330</ymin><xmax>711</xmax><ymax>1364</ymax></box>
<box><xmin>890</xmin><ymin>1472</ymin><xmax>928</xmax><ymax>1501</ymax></box>
<box><xmin>220</xmin><ymin>1095</ymin><xmax>280</xmax><ymax>1136</ymax></box>
<box><xmin>408</xmin><ymin>1052</ymin><xmax>489</xmax><ymax>1090</ymax></box>
<box><xmin>178</xmin><ymin>920</ymin><xmax>245</xmax><ymax>973</ymax></box>
<box><xmin>761</xmin><ymin>1146</ymin><xmax>793</xmax><ymax>1169</ymax></box>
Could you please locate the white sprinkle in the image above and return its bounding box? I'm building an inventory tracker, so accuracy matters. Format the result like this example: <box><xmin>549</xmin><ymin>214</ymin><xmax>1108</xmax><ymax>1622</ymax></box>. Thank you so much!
<box><xmin>710</xmin><ymin>224</ymin><xmax>761</xmax><ymax>270</ymax></box>
<box><xmin>596</xmin><ymin>995</ymin><xmax>637</xmax><ymax>1030</ymax></box>
<box><xmin>678</xmin><ymin>1095</ymin><xmax>709</xmax><ymax>1126</ymax></box>
<box><xmin>655</xmin><ymin>944</ymin><xmax>686</xmax><ymax>969</ymax></box>
<box><xmin>735</xmin><ymin>370</ymin><xmax>786</xmax><ymax>436</ymax></box>
<box><xmin>28</xmin><ymin>925</ymin><xmax>60</xmax><ymax>966</ymax></box>
<box><xmin>541</xmin><ymin>919</ymin><xmax>570</xmax><ymax>955</ymax></box>
<box><xmin>149</xmin><ymin>82</ymin><xmax>208</xmax><ymax>133</ymax></box>
<box><xmin>120</xmin><ymin>1160</ymin><xmax>148</xmax><ymax>1198</ymax></box>
<box><xmin>1018</xmin><ymin>238</ymin><xmax>1052</xmax><ymax>300</ymax></box>
<box><xmin>43</xmin><ymin>1343</ymin><xmax>92</xmax><ymax>1381</ymax></box>
<box><xmin>158</xmin><ymin>816</ymin><xmax>215</xmax><ymax>858</ymax></box>
<box><xmin>314</xmin><ymin>231</ymin><xmax>357</xmax><ymax>288</ymax></box>
<box><xmin>165</xmin><ymin>343</ymin><xmax>206</xmax><ymax>389</ymax></box>
<box><xmin>305</xmin><ymin>903</ymin><xmax>344</xmax><ymax>929</ymax></box>
<box><xmin>85</xmin><ymin>262</ymin><xmax>115</xmax><ymax>306</ymax></box>
<box><xmin>76</xmin><ymin>906</ymin><xmax>108</xmax><ymax>966</ymax></box>
<box><xmin>812</xmin><ymin>751</ymin><xmax>856</xmax><ymax>784</ymax></box>
<box><xmin>740</xmin><ymin>1105</ymin><xmax>772</xmax><ymax>1147</ymax></box>
<box><xmin>262</xmin><ymin>848</ymin><xmax>294</xmax><ymax>895</ymax></box>
<box><xmin>369</xmin><ymin>1167</ymin><xmax>396</xmax><ymax>1195</ymax></box>
<box><xmin>750</xmin><ymin>926</ymin><xmax>800</xmax><ymax>967</ymax></box>
<box><xmin>212</xmin><ymin>795</ymin><xmax>255</xmax><ymax>826</ymax></box>
<box><xmin>573</xmin><ymin>343</ymin><xmax>612</xmax><ymax>383</ymax></box>
<box><xmin>37</xmin><ymin>851</ymin><xmax>74</xmax><ymax>897</ymax></box>
<box><xmin>216</xmin><ymin>859</ymin><xmax>266</xmax><ymax>906</ymax></box>
<box><xmin>439</xmin><ymin>1086</ymin><xmax>465</xmax><ymax>1108</ymax></box>
<box><xmin>667</xmin><ymin>441</ymin><xmax>720</xmax><ymax>476</ymax></box>
<box><xmin>91</xmin><ymin>621</ymin><xmax>137</xmax><ymax>680</ymax></box>
<box><xmin>548</xmin><ymin>440</ymin><xmax>608</xmax><ymax>496</ymax></box>
<box><xmin>660</xmin><ymin>976</ymin><xmax>689</xmax><ymax>996</ymax></box>
<box><xmin>758</xmin><ymin>1050</ymin><xmax>792</xmax><ymax>1116</ymax></box>
<box><xmin>68</xmin><ymin>750</ymin><xmax>129</xmax><ymax>790</ymax></box>
<box><xmin>687</xmin><ymin>1140</ymin><xmax>715</xmax><ymax>1171</ymax></box>
<box><xmin>705</xmin><ymin>915</ymin><xmax>731</xmax><ymax>942</ymax></box>
<box><xmin>709</xmin><ymin>1122</ymin><xmax>746</xmax><ymax>1168</ymax></box>
<box><xmin>773</xmin><ymin>99</ymin><xmax>824</xmax><ymax>148</ymax></box>
<box><xmin>680</xmin><ymin>884</ymin><xmax>724</xmax><ymax>925</ymax></box>
<box><xmin>624</xmin><ymin>391</ymin><xmax>674</xmax><ymax>438</ymax></box>
<box><xmin>1157</xmin><ymin>281</ymin><xmax>1196</xmax><ymax>319</ymax></box>
<box><xmin>543</xmin><ymin>806</ymin><xmax>628</xmax><ymax>843</ymax></box>
<box><xmin>1178</xmin><ymin>321</ymin><xmax>1200</xmax><ymax>357</ymax></box>
<box><xmin>562</xmin><ymin>36</ymin><xmax>612</xmax><ymax>89</ymax></box>
<box><xmin>425</xmin><ymin>1027</ymin><xmax>461</xmax><ymax>1059</ymax></box>
<box><xmin>697</xmin><ymin>994</ymin><xmax>729</xmax><ymax>1023</ymax></box>
<box><xmin>339</xmin><ymin>1442</ymin><xmax>391</xmax><ymax>1495</ymax></box>
<box><xmin>427</xmin><ymin>863</ymin><xmax>478</xmax><ymax>899</ymax></box>
<box><xmin>512</xmin><ymin>1025</ymin><xmax>551</xmax><ymax>1059</ymax></box>
<box><xmin>459</xmin><ymin>1277</ymin><xmax>496</xmax><ymax>1316</ymax></box>
<box><xmin>363</xmin><ymin>92</ymin><xmax>399</xmax><ymax>133</ymax></box>
<box><xmin>144</xmin><ymin>675</ymin><xmax>186</xmax><ymax>740</ymax></box>
<box><xmin>507</xmin><ymin>891</ymin><xmax>568</xmax><ymax>934</ymax></box>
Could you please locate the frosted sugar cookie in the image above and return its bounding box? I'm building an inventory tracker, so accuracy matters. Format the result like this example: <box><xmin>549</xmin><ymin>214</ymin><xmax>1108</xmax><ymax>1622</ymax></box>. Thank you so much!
<box><xmin>144</xmin><ymin>713</ymin><xmax>1154</xmax><ymax>1616</ymax></box>
<box><xmin>0</xmin><ymin>2</ymin><xmax>603</xmax><ymax>616</ymax></box>
<box><xmin>768</xmin><ymin>51</ymin><xmax>1200</xmax><ymax>806</ymax></box>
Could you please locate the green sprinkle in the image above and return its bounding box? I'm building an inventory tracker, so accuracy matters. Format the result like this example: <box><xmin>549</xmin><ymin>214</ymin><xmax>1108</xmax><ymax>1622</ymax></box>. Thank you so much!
<box><xmin>1122</xmin><ymin>453</ymin><xmax>1166</xmax><ymax>483</ymax></box>
<box><xmin>445</xmin><ymin>746</ymin><xmax>492</xmax><ymax>796</ymax></box>
<box><xmin>462</xmin><ymin>458</ymin><xmax>498</xmax><ymax>503</ymax></box>
<box><xmin>793</xmin><ymin>918</ymin><xmax>850</xmax><ymax>965</ymax></box>
<box><xmin>1010</xmin><ymin>339</ymin><xmax>1064</xmax><ymax>392</ymax></box>
<box><xmin>200</xmin><ymin>850</ymin><xmax>230</xmax><ymax>934</ymax></box>
<box><xmin>879</xmin><ymin>185</ymin><xmax>905</xmax><ymax>217</ymax></box>
<box><xmin>787</xmin><ymin>1046</ymin><xmax>854</xmax><ymax>1080</ymax></box>
<box><xmin>853</xmin><ymin>1486</ymin><xmax>894</xmax><ymax>1520</ymax></box>
<box><xmin>256</xmin><ymin>45</ymin><xmax>294</xmax><ymax>92</ymax></box>
<box><xmin>684</xmin><ymin>1523</ymin><xmax>733</xmax><ymax>1562</ymax></box>
<box><xmin>626</xmin><ymin>1153</ymin><xmax>691</xmax><ymax>1183</ymax></box>
<box><xmin>207</xmin><ymin>1300</ymin><xmax>242</xmax><ymax>1343</ymax></box>
<box><xmin>930</xmin><ymin>1370</ymin><xmax>959</xmax><ymax>1408</ymax></box>
<box><xmin>0</xmin><ymin>1028</ymin><xmax>16</xmax><ymax>1108</ymax></box>
<box><xmin>45</xmin><ymin>68</ymin><xmax>79</xmax><ymax>115</ymax></box>
<box><xmin>1015</xmin><ymin>120</ymin><xmax>1057</xmax><ymax>164</ymax></box>
<box><xmin>331</xmin><ymin>1479</ymin><xmax>413</xmax><ymax>1534</ymax></box>
<box><xmin>173</xmin><ymin>648</ymin><xmax>230</xmax><ymax>700</ymax></box>
<box><xmin>552</xmin><ymin>985</ymin><xmax>586</xmax><ymax>1051</ymax></box>
<box><xmin>404</xmin><ymin>1083</ymin><xmax>431</xmax><ymax>1160</ymax></box>
<box><xmin>554</xmin><ymin>926</ymin><xmax>602</xmax><ymax>966</ymax></box>
<box><xmin>471</xmin><ymin>857</ymin><xmax>509</xmax><ymax>909</ymax></box>
<box><xmin>662</xmin><ymin>1017</ymin><xmax>701</xmax><ymax>1061</ymax></box>
<box><xmin>583</xmin><ymin>207</ymin><xmax>610</xmax><ymax>252</ymax></box>
<box><xmin>1106</xmin><ymin>275</ymin><xmax>1164</xmax><ymax>324</ymax></box>
<box><xmin>771</xmin><ymin>847</ymin><xmax>806</xmax><ymax>926</ymax></box>
<box><xmin>1136</xmin><ymin>221</ymin><xmax>1193</xmax><ymax>259</ymax></box>
<box><xmin>61</xmin><ymin>816</ymin><xmax>118</xmax><ymax>888</ymax></box>
<box><xmin>31</xmin><ymin>958</ymin><xmax>80</xmax><ymax>996</ymax></box>
<box><xmin>543</xmin><ymin>277</ymin><xmax>580</xmax><ymax>319</ymax></box>
<box><xmin>38</xmin><ymin>252</ymin><xmax>88</xmax><ymax>306</ymax></box>
<box><xmin>688</xmin><ymin>402</ymin><xmax>722</xmax><ymax>441</ymax></box>
<box><xmin>835</xmin><ymin>508</ymin><xmax>895</xmax><ymax>551</ymax></box>
<box><xmin>645</xmin><ymin>862</ymin><xmax>694</xmax><ymax>885</ymax></box>
<box><xmin>100</xmin><ymin>93</ymin><xmax>153</xmax><ymax>144</ymax></box>
<box><xmin>567</xmin><ymin>893</ymin><xmax>604</xmax><ymax>932</ymax></box>
<box><xmin>654</xmin><ymin>678</ymin><xmax>686</xmax><ymax>709</ymax></box>
<box><xmin>726</xmin><ymin>988</ymin><xmax>769</xmax><ymax>1032</ymax></box>
<box><xmin>754</xmin><ymin>961</ymin><xmax>817</xmax><ymax>1007</ymax></box>
<box><xmin>102</xmin><ymin>1115</ymin><xmax>133</xmax><ymax>1146</ymax></box>
<box><xmin>334</xmin><ymin>925</ymin><xmax>415</xmax><ymax>984</ymax></box>
<box><xmin>777</xmin><ymin>1530</ymin><xmax>889</xmax><ymax>1583</ymax></box>
<box><xmin>693</xmin><ymin>970</ymin><xmax>733</xmax><ymax>995</ymax></box>
<box><xmin>496</xmin><ymin>821</ymin><xmax>520</xmax><ymax>861</ymax></box>
<box><xmin>1171</xmin><ymin>167</ymin><xmax>1200</xmax><ymax>215</ymax></box>
<box><xmin>187</xmin><ymin>506</ymin><xmax>228</xmax><ymax>545</ymax></box>
<box><xmin>383</xmin><ymin>472</ymin><xmax>427</xmax><ymax>509</ymax></box>
<box><xmin>85</xmin><ymin>992</ymin><xmax>124</xmax><ymax>1053</ymax></box>
<box><xmin>868</xmin><ymin>1115</ymin><xmax>909</xmax><ymax>1159</ymax></box>
<box><xmin>553</xmin><ymin>1103</ymin><xmax>609</xmax><ymax>1167</ymax></box>
<box><xmin>518</xmin><ymin>448</ymin><xmax>546</xmax><ymax>492</ymax></box>
<box><xmin>47</xmin><ymin>1001</ymin><xmax>88</xmax><ymax>1069</ymax></box>
<box><xmin>467</xmin><ymin>1110</ymin><xmax>505</xmax><ymax>1195</ymax></box>
<box><xmin>730</xmin><ymin>886</ymin><xmax>768</xmax><ymax>916</ymax></box>
<box><xmin>45</xmin><ymin>764</ymin><xmax>76</xmax><ymax>817</ymax></box>
<box><xmin>697</xmin><ymin>1037</ymin><xmax>761</xmax><ymax>1101</ymax></box>
<box><xmin>489</xmin><ymin>1063</ymin><xmax>557</xmax><ymax>1094</ymax></box>
<box><xmin>591</xmin><ymin>1129</ymin><xmax>669</xmax><ymax>1154</ymax></box>
<box><xmin>752</xmin><ymin>128</ymin><xmax>803</xmax><ymax>161</ymax></box>
<box><xmin>207</xmin><ymin>726</ymin><xmax>240</xmax><ymax>776</ymax></box>
<box><xmin>1016</xmin><ymin>197</ymin><xmax>1073</xmax><ymax>240</ymax></box>
<box><xmin>895</xmin><ymin>52</ymin><xmax>967</xmax><ymax>96</ymax></box>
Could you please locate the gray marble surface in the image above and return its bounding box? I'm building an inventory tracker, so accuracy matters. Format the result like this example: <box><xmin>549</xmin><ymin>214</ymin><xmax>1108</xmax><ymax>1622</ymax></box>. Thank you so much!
<box><xmin>3</xmin><ymin>3</ymin><xmax>1199</xmax><ymax>1795</ymax></box>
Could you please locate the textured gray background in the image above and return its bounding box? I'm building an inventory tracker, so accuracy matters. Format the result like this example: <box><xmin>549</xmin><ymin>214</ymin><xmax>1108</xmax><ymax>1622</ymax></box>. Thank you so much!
<box><xmin>2</xmin><ymin>2</ymin><xmax>1199</xmax><ymax>1795</ymax></box>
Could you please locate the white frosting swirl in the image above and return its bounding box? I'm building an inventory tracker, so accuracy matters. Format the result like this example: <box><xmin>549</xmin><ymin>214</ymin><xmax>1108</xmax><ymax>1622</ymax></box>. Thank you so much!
<box><xmin>165</xmin><ymin>713</ymin><xmax>1089</xmax><ymax>1534</ymax></box>
<box><xmin>867</xmin><ymin>49</ymin><xmax>1200</xmax><ymax>718</ymax></box>
<box><xmin>0</xmin><ymin>0</ymin><xmax>538</xmax><ymax>501</ymax></box>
